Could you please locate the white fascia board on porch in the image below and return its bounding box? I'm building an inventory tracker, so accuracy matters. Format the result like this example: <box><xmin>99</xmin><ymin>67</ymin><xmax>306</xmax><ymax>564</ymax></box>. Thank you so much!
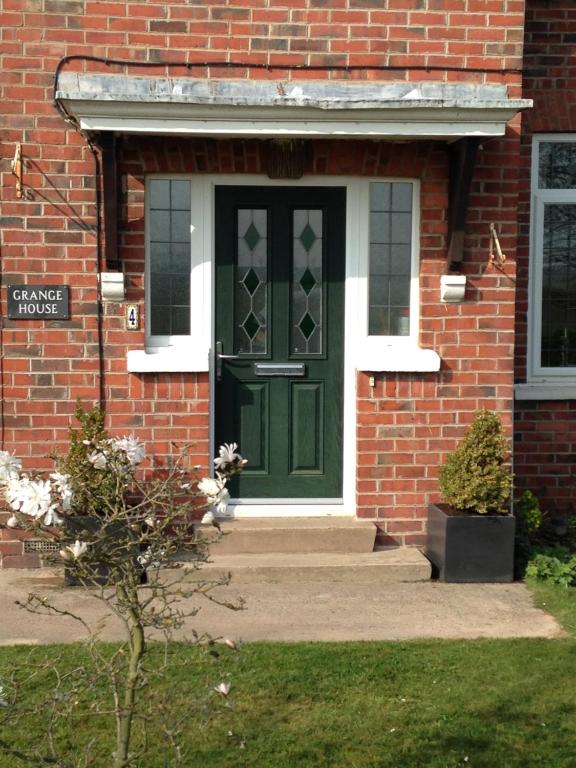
<box><xmin>56</xmin><ymin>74</ymin><xmax>532</xmax><ymax>139</ymax></box>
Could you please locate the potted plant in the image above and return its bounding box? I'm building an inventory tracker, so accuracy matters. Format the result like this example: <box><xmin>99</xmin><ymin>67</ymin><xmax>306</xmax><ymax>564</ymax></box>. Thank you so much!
<box><xmin>1</xmin><ymin>404</ymin><xmax>245</xmax><ymax>586</ymax></box>
<box><xmin>51</xmin><ymin>404</ymin><xmax>147</xmax><ymax>584</ymax></box>
<box><xmin>426</xmin><ymin>409</ymin><xmax>515</xmax><ymax>582</ymax></box>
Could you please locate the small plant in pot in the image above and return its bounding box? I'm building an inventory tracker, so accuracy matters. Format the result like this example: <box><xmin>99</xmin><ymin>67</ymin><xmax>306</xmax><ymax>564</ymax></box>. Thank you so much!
<box><xmin>2</xmin><ymin>404</ymin><xmax>244</xmax><ymax>587</ymax></box>
<box><xmin>52</xmin><ymin>404</ymin><xmax>148</xmax><ymax>585</ymax></box>
<box><xmin>426</xmin><ymin>409</ymin><xmax>515</xmax><ymax>582</ymax></box>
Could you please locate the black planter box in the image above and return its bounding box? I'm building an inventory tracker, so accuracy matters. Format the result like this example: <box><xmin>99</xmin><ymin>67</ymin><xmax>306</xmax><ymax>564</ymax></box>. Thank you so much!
<box><xmin>426</xmin><ymin>503</ymin><xmax>515</xmax><ymax>583</ymax></box>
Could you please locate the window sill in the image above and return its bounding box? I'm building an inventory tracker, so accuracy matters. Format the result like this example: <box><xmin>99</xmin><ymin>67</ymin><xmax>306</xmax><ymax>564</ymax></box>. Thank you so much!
<box><xmin>515</xmin><ymin>383</ymin><xmax>576</xmax><ymax>401</ymax></box>
<box><xmin>127</xmin><ymin>348</ymin><xmax>209</xmax><ymax>373</ymax></box>
<box><xmin>356</xmin><ymin>344</ymin><xmax>441</xmax><ymax>373</ymax></box>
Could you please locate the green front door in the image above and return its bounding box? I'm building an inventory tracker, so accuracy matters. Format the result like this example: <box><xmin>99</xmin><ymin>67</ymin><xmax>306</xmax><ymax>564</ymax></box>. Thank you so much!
<box><xmin>215</xmin><ymin>185</ymin><xmax>346</xmax><ymax>499</ymax></box>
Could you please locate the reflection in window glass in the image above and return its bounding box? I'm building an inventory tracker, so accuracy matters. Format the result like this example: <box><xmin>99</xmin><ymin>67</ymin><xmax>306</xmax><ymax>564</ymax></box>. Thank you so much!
<box><xmin>149</xmin><ymin>179</ymin><xmax>192</xmax><ymax>336</ymax></box>
<box><xmin>368</xmin><ymin>182</ymin><xmax>413</xmax><ymax>336</ymax></box>
<box><xmin>539</xmin><ymin>143</ymin><xmax>576</xmax><ymax>189</ymax></box>
<box><xmin>541</xmin><ymin>204</ymin><xmax>576</xmax><ymax>367</ymax></box>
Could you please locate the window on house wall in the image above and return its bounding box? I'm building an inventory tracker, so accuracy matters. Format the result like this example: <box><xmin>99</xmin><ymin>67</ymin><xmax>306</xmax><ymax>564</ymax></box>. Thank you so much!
<box><xmin>530</xmin><ymin>137</ymin><xmax>576</xmax><ymax>378</ymax></box>
<box><xmin>367</xmin><ymin>181</ymin><xmax>418</xmax><ymax>340</ymax></box>
<box><xmin>147</xmin><ymin>178</ymin><xmax>193</xmax><ymax>341</ymax></box>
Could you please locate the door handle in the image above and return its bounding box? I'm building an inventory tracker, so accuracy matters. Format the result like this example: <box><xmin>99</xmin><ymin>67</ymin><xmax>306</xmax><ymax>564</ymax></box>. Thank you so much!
<box><xmin>215</xmin><ymin>341</ymin><xmax>239</xmax><ymax>380</ymax></box>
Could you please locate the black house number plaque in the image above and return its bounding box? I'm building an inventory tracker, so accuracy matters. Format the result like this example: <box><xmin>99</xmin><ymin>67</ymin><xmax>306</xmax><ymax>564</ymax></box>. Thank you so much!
<box><xmin>8</xmin><ymin>285</ymin><xmax>70</xmax><ymax>320</ymax></box>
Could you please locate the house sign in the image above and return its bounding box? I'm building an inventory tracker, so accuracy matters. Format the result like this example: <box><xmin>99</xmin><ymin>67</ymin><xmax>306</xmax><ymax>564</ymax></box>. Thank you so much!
<box><xmin>7</xmin><ymin>285</ymin><xmax>70</xmax><ymax>320</ymax></box>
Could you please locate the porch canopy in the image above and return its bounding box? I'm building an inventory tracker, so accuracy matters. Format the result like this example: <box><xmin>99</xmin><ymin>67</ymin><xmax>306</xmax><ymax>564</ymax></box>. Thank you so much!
<box><xmin>56</xmin><ymin>74</ymin><xmax>531</xmax><ymax>271</ymax></box>
<box><xmin>56</xmin><ymin>74</ymin><xmax>530</xmax><ymax>140</ymax></box>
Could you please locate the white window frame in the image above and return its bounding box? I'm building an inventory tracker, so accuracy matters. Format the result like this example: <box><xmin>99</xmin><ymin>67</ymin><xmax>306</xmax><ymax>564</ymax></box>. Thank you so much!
<box><xmin>354</xmin><ymin>179</ymin><xmax>438</xmax><ymax>372</ymax></box>
<box><xmin>526</xmin><ymin>135</ymin><xmax>576</xmax><ymax>388</ymax></box>
<box><xmin>128</xmin><ymin>175</ymin><xmax>212</xmax><ymax>372</ymax></box>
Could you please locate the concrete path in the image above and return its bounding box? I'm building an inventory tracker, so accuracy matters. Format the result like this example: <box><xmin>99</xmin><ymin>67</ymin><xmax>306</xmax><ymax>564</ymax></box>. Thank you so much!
<box><xmin>0</xmin><ymin>567</ymin><xmax>563</xmax><ymax>645</ymax></box>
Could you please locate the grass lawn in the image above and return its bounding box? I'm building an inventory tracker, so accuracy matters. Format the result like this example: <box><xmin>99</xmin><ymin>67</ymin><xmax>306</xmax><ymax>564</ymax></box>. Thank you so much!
<box><xmin>1</xmin><ymin>582</ymin><xmax>576</xmax><ymax>768</ymax></box>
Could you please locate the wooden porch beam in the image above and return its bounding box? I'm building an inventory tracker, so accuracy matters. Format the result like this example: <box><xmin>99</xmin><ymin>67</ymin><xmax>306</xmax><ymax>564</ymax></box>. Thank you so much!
<box><xmin>446</xmin><ymin>137</ymin><xmax>480</xmax><ymax>269</ymax></box>
<box><xmin>100</xmin><ymin>132</ymin><xmax>120</xmax><ymax>271</ymax></box>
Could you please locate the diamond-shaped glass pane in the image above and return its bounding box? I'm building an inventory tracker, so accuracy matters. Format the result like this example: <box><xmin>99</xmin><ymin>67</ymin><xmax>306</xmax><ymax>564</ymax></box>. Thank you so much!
<box><xmin>243</xmin><ymin>268</ymin><xmax>260</xmax><ymax>296</ymax></box>
<box><xmin>298</xmin><ymin>313</ymin><xmax>315</xmax><ymax>340</ymax></box>
<box><xmin>243</xmin><ymin>222</ymin><xmax>261</xmax><ymax>251</ymax></box>
<box><xmin>299</xmin><ymin>223</ymin><xmax>317</xmax><ymax>252</ymax></box>
<box><xmin>299</xmin><ymin>268</ymin><xmax>316</xmax><ymax>296</ymax></box>
<box><xmin>243</xmin><ymin>312</ymin><xmax>260</xmax><ymax>340</ymax></box>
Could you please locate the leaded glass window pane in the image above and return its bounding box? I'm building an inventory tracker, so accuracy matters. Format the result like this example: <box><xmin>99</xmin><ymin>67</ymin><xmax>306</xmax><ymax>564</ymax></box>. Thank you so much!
<box><xmin>292</xmin><ymin>209</ymin><xmax>323</xmax><ymax>354</ymax></box>
<box><xmin>539</xmin><ymin>143</ymin><xmax>576</xmax><ymax>189</ymax></box>
<box><xmin>368</xmin><ymin>182</ymin><xmax>413</xmax><ymax>336</ymax></box>
<box><xmin>235</xmin><ymin>209</ymin><xmax>268</xmax><ymax>354</ymax></box>
<box><xmin>541</xmin><ymin>203</ymin><xmax>576</xmax><ymax>367</ymax></box>
<box><xmin>149</xmin><ymin>179</ymin><xmax>192</xmax><ymax>336</ymax></box>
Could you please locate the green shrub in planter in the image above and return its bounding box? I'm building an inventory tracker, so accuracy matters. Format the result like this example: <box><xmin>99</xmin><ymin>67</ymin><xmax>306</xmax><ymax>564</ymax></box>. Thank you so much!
<box><xmin>438</xmin><ymin>409</ymin><xmax>512</xmax><ymax>515</ymax></box>
<box><xmin>427</xmin><ymin>410</ymin><xmax>514</xmax><ymax>581</ymax></box>
<box><xmin>53</xmin><ymin>403</ymin><xmax>125</xmax><ymax>518</ymax></box>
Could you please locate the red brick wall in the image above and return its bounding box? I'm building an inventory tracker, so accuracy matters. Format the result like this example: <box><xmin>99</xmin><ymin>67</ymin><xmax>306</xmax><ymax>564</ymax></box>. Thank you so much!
<box><xmin>0</xmin><ymin>0</ymin><xmax>525</xmax><ymax>563</ymax></box>
<box><xmin>356</xmin><ymin>131</ymin><xmax>520</xmax><ymax>545</ymax></box>
<box><xmin>515</xmin><ymin>0</ymin><xmax>576</xmax><ymax>512</ymax></box>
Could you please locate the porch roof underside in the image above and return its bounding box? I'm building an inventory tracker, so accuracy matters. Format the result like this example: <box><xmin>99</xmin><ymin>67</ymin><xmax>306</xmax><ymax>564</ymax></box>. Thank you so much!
<box><xmin>57</xmin><ymin>75</ymin><xmax>532</xmax><ymax>140</ymax></box>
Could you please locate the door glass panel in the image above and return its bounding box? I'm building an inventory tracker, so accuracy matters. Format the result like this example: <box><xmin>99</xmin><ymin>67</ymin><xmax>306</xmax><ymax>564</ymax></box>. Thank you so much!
<box><xmin>541</xmin><ymin>203</ymin><xmax>576</xmax><ymax>366</ymax></box>
<box><xmin>292</xmin><ymin>209</ymin><xmax>323</xmax><ymax>354</ymax></box>
<box><xmin>235</xmin><ymin>209</ymin><xmax>268</xmax><ymax>354</ymax></box>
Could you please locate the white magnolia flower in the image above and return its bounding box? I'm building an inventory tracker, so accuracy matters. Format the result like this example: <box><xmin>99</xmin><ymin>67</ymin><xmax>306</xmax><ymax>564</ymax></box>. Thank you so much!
<box><xmin>6</xmin><ymin>477</ymin><xmax>54</xmax><ymax>519</ymax></box>
<box><xmin>137</xmin><ymin>545</ymin><xmax>164</xmax><ymax>568</ymax></box>
<box><xmin>214</xmin><ymin>487</ymin><xmax>230</xmax><ymax>517</ymax></box>
<box><xmin>5</xmin><ymin>476</ymin><xmax>27</xmax><ymax>511</ymax></box>
<box><xmin>61</xmin><ymin>490</ymin><xmax>72</xmax><ymax>512</ymax></box>
<box><xmin>198</xmin><ymin>476</ymin><xmax>226</xmax><ymax>501</ymax></box>
<box><xmin>213</xmin><ymin>443</ymin><xmax>247</xmax><ymax>472</ymax></box>
<box><xmin>111</xmin><ymin>435</ymin><xmax>146</xmax><ymax>466</ymax></box>
<box><xmin>214</xmin><ymin>681</ymin><xmax>231</xmax><ymax>697</ymax></box>
<box><xmin>0</xmin><ymin>451</ymin><xmax>22</xmax><ymax>484</ymax></box>
<box><xmin>42</xmin><ymin>508</ymin><xmax>63</xmax><ymax>527</ymax></box>
<box><xmin>61</xmin><ymin>539</ymin><xmax>88</xmax><ymax>560</ymax></box>
<box><xmin>50</xmin><ymin>472</ymin><xmax>73</xmax><ymax>512</ymax></box>
<box><xmin>49</xmin><ymin>471</ymin><xmax>70</xmax><ymax>490</ymax></box>
<box><xmin>23</xmin><ymin>480</ymin><xmax>54</xmax><ymax>519</ymax></box>
<box><xmin>198</xmin><ymin>475</ymin><xmax>231</xmax><ymax>519</ymax></box>
<box><xmin>88</xmin><ymin>450</ymin><xmax>107</xmax><ymax>470</ymax></box>
<box><xmin>6</xmin><ymin>515</ymin><xmax>18</xmax><ymax>529</ymax></box>
<box><xmin>201</xmin><ymin>509</ymin><xmax>215</xmax><ymax>525</ymax></box>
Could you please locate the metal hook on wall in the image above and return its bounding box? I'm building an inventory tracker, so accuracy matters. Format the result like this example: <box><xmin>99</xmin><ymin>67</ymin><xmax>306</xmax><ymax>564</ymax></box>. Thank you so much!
<box><xmin>11</xmin><ymin>143</ymin><xmax>23</xmax><ymax>199</ymax></box>
<box><xmin>488</xmin><ymin>222</ymin><xmax>506</xmax><ymax>268</ymax></box>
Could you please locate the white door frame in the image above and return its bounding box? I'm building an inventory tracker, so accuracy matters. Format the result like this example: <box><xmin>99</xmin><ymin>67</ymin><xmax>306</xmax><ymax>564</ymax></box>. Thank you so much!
<box><xmin>209</xmin><ymin>175</ymin><xmax>362</xmax><ymax>518</ymax></box>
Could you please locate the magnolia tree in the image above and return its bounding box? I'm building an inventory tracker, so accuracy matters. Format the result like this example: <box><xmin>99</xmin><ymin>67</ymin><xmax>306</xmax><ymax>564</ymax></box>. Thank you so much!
<box><xmin>0</xmin><ymin>406</ymin><xmax>246</xmax><ymax>768</ymax></box>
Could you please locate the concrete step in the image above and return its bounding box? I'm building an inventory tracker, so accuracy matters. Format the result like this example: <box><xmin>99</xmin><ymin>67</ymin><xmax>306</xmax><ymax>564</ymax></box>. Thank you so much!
<box><xmin>197</xmin><ymin>517</ymin><xmax>377</xmax><ymax>555</ymax></box>
<box><xmin>170</xmin><ymin>548</ymin><xmax>431</xmax><ymax>584</ymax></box>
